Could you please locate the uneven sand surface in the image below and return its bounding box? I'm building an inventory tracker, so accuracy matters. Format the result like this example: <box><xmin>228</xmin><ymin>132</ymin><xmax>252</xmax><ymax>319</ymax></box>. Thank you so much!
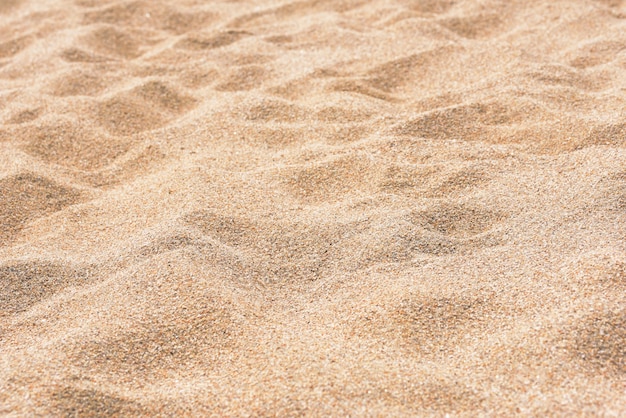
<box><xmin>1</xmin><ymin>0</ymin><xmax>625</xmax><ymax>415</ymax></box>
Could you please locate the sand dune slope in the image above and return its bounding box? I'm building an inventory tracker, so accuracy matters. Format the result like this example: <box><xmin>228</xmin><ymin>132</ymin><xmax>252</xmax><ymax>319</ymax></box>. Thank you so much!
<box><xmin>1</xmin><ymin>0</ymin><xmax>625</xmax><ymax>416</ymax></box>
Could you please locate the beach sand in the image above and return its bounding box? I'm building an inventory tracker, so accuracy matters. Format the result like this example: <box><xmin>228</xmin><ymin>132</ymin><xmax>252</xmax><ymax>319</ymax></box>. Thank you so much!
<box><xmin>1</xmin><ymin>0</ymin><xmax>625</xmax><ymax>415</ymax></box>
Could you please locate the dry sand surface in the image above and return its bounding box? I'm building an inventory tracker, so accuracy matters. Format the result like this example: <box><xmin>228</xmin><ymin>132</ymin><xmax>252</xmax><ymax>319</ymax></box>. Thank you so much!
<box><xmin>1</xmin><ymin>0</ymin><xmax>625</xmax><ymax>415</ymax></box>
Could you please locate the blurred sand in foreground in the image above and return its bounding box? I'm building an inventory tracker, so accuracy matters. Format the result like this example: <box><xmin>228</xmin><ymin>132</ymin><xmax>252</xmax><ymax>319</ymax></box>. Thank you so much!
<box><xmin>1</xmin><ymin>0</ymin><xmax>625</xmax><ymax>415</ymax></box>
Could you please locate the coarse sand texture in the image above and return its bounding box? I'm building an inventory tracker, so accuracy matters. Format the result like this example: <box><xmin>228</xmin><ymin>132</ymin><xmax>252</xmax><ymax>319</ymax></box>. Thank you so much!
<box><xmin>1</xmin><ymin>0</ymin><xmax>625</xmax><ymax>416</ymax></box>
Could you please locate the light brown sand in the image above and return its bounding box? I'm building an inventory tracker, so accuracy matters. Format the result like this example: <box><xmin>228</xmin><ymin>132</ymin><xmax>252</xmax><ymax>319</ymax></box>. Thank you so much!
<box><xmin>1</xmin><ymin>0</ymin><xmax>625</xmax><ymax>416</ymax></box>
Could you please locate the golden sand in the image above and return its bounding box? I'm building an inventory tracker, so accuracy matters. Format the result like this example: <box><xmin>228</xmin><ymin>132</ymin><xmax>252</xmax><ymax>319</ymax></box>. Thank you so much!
<box><xmin>1</xmin><ymin>0</ymin><xmax>625</xmax><ymax>415</ymax></box>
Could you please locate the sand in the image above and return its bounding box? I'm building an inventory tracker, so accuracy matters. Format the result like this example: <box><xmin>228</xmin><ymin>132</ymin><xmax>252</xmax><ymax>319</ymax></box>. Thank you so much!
<box><xmin>0</xmin><ymin>0</ymin><xmax>625</xmax><ymax>415</ymax></box>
